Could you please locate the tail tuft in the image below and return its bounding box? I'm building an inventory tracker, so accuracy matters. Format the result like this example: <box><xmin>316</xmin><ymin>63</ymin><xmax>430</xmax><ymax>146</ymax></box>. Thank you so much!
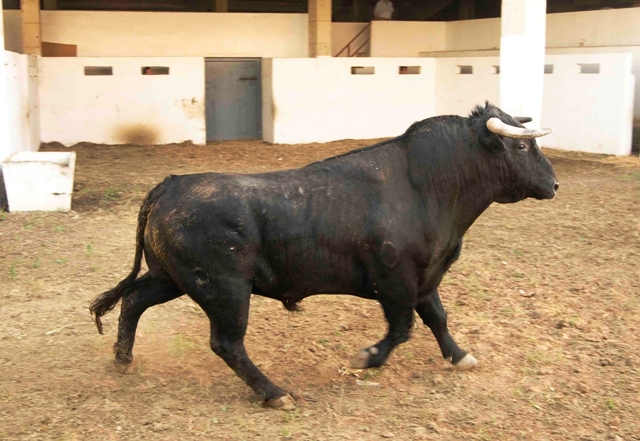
<box><xmin>90</xmin><ymin>273</ymin><xmax>138</xmax><ymax>334</ymax></box>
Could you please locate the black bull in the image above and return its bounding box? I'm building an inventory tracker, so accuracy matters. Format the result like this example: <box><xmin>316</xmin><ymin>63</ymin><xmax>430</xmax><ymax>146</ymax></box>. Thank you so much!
<box><xmin>91</xmin><ymin>103</ymin><xmax>558</xmax><ymax>410</ymax></box>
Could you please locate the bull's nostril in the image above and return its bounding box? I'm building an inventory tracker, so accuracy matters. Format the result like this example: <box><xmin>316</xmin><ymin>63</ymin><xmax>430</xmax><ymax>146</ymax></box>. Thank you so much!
<box><xmin>553</xmin><ymin>182</ymin><xmax>560</xmax><ymax>192</ymax></box>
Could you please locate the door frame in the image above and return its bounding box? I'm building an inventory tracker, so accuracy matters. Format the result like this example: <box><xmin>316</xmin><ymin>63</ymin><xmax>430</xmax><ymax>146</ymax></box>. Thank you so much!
<box><xmin>204</xmin><ymin>57</ymin><xmax>263</xmax><ymax>140</ymax></box>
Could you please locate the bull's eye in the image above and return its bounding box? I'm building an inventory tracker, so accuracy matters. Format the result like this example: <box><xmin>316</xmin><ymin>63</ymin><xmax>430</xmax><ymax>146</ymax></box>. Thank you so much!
<box><xmin>518</xmin><ymin>143</ymin><xmax>527</xmax><ymax>151</ymax></box>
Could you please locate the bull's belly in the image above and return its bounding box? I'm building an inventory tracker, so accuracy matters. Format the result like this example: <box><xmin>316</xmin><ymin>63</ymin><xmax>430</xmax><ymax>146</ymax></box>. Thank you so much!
<box><xmin>253</xmin><ymin>262</ymin><xmax>364</xmax><ymax>298</ymax></box>
<box><xmin>251</xmin><ymin>247</ymin><xmax>370</xmax><ymax>300</ymax></box>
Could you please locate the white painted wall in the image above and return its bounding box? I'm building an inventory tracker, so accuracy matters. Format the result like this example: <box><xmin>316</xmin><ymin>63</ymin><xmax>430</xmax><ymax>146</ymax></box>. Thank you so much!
<box><xmin>3</xmin><ymin>51</ymin><xmax>40</xmax><ymax>161</ymax></box>
<box><xmin>435</xmin><ymin>57</ymin><xmax>500</xmax><ymax>117</ymax></box>
<box><xmin>4</xmin><ymin>8</ymin><xmax>638</xmax><ymax>58</ymax></box>
<box><xmin>370</xmin><ymin>21</ymin><xmax>445</xmax><ymax>57</ymax></box>
<box><xmin>5</xmin><ymin>8</ymin><xmax>636</xmax><ymax>60</ymax></box>
<box><xmin>442</xmin><ymin>7</ymin><xmax>640</xmax><ymax>52</ymax></box>
<box><xmin>263</xmin><ymin>57</ymin><xmax>436</xmax><ymax>144</ymax></box>
<box><xmin>435</xmin><ymin>53</ymin><xmax>635</xmax><ymax>156</ymax></box>
<box><xmin>2</xmin><ymin>10</ymin><xmax>22</xmax><ymax>53</ymax></box>
<box><xmin>37</xmin><ymin>13</ymin><xmax>375</xmax><ymax>59</ymax></box>
<box><xmin>40</xmin><ymin>57</ymin><xmax>205</xmax><ymax>146</ymax></box>
<box><xmin>546</xmin><ymin>8</ymin><xmax>640</xmax><ymax>48</ymax></box>
<box><xmin>1</xmin><ymin>7</ymin><xmax>9</xmax><ymax>162</ymax></box>
<box><xmin>18</xmin><ymin>11</ymin><xmax>368</xmax><ymax>59</ymax></box>
<box><xmin>546</xmin><ymin>46</ymin><xmax>640</xmax><ymax>121</ymax></box>
<box><xmin>426</xmin><ymin>45</ymin><xmax>640</xmax><ymax>133</ymax></box>
<box><xmin>445</xmin><ymin>18</ymin><xmax>500</xmax><ymax>52</ymax></box>
<box><xmin>40</xmin><ymin>11</ymin><xmax>308</xmax><ymax>57</ymax></box>
<box><xmin>540</xmin><ymin>53</ymin><xmax>635</xmax><ymax>156</ymax></box>
<box><xmin>264</xmin><ymin>52</ymin><xmax>633</xmax><ymax>154</ymax></box>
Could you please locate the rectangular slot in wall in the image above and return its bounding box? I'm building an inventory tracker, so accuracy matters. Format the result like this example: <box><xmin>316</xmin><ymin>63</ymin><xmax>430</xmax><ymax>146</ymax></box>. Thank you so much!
<box><xmin>457</xmin><ymin>65</ymin><xmax>473</xmax><ymax>75</ymax></box>
<box><xmin>399</xmin><ymin>66</ymin><xmax>421</xmax><ymax>75</ymax></box>
<box><xmin>351</xmin><ymin>66</ymin><xmax>375</xmax><ymax>75</ymax></box>
<box><xmin>142</xmin><ymin>66</ymin><xmax>170</xmax><ymax>75</ymax></box>
<box><xmin>578</xmin><ymin>63</ymin><xmax>600</xmax><ymax>74</ymax></box>
<box><xmin>492</xmin><ymin>65</ymin><xmax>500</xmax><ymax>74</ymax></box>
<box><xmin>544</xmin><ymin>64</ymin><xmax>554</xmax><ymax>74</ymax></box>
<box><xmin>84</xmin><ymin>66</ymin><xmax>113</xmax><ymax>76</ymax></box>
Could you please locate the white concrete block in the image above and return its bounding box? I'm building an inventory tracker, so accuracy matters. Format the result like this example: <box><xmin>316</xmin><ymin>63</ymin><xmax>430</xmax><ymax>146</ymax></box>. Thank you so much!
<box><xmin>2</xmin><ymin>151</ymin><xmax>76</xmax><ymax>212</ymax></box>
<box><xmin>40</xmin><ymin>57</ymin><xmax>206</xmax><ymax>146</ymax></box>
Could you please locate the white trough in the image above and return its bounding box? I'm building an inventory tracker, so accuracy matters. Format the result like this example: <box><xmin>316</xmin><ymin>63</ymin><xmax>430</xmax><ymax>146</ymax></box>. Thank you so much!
<box><xmin>2</xmin><ymin>152</ymin><xmax>76</xmax><ymax>212</ymax></box>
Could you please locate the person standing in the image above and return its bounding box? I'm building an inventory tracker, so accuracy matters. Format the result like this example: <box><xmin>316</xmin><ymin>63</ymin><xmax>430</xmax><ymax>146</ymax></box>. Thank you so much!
<box><xmin>374</xmin><ymin>0</ymin><xmax>394</xmax><ymax>20</ymax></box>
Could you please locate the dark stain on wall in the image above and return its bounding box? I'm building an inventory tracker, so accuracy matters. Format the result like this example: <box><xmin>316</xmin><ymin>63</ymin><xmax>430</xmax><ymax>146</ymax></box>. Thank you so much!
<box><xmin>113</xmin><ymin>124</ymin><xmax>159</xmax><ymax>145</ymax></box>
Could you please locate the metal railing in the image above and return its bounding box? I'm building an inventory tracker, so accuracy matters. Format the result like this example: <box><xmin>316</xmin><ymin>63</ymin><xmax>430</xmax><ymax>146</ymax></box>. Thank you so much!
<box><xmin>334</xmin><ymin>23</ymin><xmax>371</xmax><ymax>57</ymax></box>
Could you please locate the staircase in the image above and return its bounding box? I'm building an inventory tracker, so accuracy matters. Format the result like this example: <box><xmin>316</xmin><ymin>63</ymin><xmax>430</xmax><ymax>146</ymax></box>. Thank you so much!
<box><xmin>335</xmin><ymin>23</ymin><xmax>371</xmax><ymax>57</ymax></box>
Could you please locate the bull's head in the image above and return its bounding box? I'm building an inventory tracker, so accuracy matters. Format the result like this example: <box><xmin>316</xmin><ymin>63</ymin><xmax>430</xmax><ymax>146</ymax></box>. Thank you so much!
<box><xmin>470</xmin><ymin>103</ymin><xmax>559</xmax><ymax>203</ymax></box>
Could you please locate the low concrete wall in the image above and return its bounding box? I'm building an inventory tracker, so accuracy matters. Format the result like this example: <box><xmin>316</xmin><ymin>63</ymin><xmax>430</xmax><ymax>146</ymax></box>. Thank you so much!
<box><xmin>3</xmin><ymin>51</ymin><xmax>40</xmax><ymax>161</ymax></box>
<box><xmin>40</xmin><ymin>57</ymin><xmax>206</xmax><ymax>146</ymax></box>
<box><xmin>263</xmin><ymin>52</ymin><xmax>634</xmax><ymax>155</ymax></box>
<box><xmin>262</xmin><ymin>57</ymin><xmax>436</xmax><ymax>144</ymax></box>
<box><xmin>434</xmin><ymin>53</ymin><xmax>635</xmax><ymax>156</ymax></box>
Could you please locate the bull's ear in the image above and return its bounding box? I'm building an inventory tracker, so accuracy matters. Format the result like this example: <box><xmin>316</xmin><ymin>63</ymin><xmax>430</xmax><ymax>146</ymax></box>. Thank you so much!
<box><xmin>471</xmin><ymin>116</ymin><xmax>505</xmax><ymax>150</ymax></box>
<box><xmin>514</xmin><ymin>117</ymin><xmax>532</xmax><ymax>124</ymax></box>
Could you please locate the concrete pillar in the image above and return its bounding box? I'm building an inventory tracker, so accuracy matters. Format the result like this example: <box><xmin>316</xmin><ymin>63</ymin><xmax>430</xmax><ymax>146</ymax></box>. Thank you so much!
<box><xmin>309</xmin><ymin>0</ymin><xmax>331</xmax><ymax>57</ymax></box>
<box><xmin>21</xmin><ymin>0</ymin><xmax>42</xmax><ymax>56</ymax></box>
<box><xmin>499</xmin><ymin>0</ymin><xmax>546</xmax><ymax>123</ymax></box>
<box><xmin>1</xmin><ymin>1</ymin><xmax>12</xmax><ymax>161</ymax></box>
<box><xmin>214</xmin><ymin>0</ymin><xmax>228</xmax><ymax>12</ymax></box>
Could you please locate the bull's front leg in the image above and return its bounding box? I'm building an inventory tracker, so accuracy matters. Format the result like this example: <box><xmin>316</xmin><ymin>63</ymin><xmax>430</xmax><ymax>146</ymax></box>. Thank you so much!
<box><xmin>349</xmin><ymin>273</ymin><xmax>417</xmax><ymax>369</ymax></box>
<box><xmin>415</xmin><ymin>288</ymin><xmax>477</xmax><ymax>368</ymax></box>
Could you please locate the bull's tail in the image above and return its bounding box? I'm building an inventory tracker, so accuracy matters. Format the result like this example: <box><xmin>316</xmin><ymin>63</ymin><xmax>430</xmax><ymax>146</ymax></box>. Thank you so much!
<box><xmin>89</xmin><ymin>178</ymin><xmax>170</xmax><ymax>334</ymax></box>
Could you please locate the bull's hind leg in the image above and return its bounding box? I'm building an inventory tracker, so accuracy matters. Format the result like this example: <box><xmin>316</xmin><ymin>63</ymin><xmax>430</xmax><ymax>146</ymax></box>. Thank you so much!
<box><xmin>115</xmin><ymin>273</ymin><xmax>183</xmax><ymax>366</ymax></box>
<box><xmin>415</xmin><ymin>289</ymin><xmax>477</xmax><ymax>368</ymax></box>
<box><xmin>188</xmin><ymin>278</ymin><xmax>295</xmax><ymax>410</ymax></box>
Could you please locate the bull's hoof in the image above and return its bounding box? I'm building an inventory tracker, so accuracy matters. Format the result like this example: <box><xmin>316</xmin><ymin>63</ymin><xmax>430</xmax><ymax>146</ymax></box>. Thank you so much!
<box><xmin>266</xmin><ymin>394</ymin><xmax>296</xmax><ymax>411</ymax></box>
<box><xmin>114</xmin><ymin>353</ymin><xmax>133</xmax><ymax>374</ymax></box>
<box><xmin>454</xmin><ymin>353</ymin><xmax>477</xmax><ymax>369</ymax></box>
<box><xmin>114</xmin><ymin>359</ymin><xmax>132</xmax><ymax>374</ymax></box>
<box><xmin>349</xmin><ymin>346</ymin><xmax>380</xmax><ymax>369</ymax></box>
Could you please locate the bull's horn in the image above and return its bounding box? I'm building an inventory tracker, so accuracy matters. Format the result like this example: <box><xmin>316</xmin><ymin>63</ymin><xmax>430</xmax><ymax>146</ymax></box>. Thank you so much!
<box><xmin>486</xmin><ymin>117</ymin><xmax>553</xmax><ymax>139</ymax></box>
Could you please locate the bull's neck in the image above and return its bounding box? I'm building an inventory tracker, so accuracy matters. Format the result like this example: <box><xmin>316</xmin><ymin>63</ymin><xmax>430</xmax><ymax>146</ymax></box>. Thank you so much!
<box><xmin>407</xmin><ymin>138</ymin><xmax>499</xmax><ymax>238</ymax></box>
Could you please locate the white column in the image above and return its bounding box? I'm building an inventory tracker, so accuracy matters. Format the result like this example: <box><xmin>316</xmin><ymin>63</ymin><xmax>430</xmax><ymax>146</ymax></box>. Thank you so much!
<box><xmin>309</xmin><ymin>0</ymin><xmax>332</xmax><ymax>57</ymax></box>
<box><xmin>21</xmin><ymin>0</ymin><xmax>42</xmax><ymax>56</ymax></box>
<box><xmin>499</xmin><ymin>0</ymin><xmax>546</xmax><ymax>123</ymax></box>
<box><xmin>1</xmin><ymin>1</ymin><xmax>11</xmax><ymax>161</ymax></box>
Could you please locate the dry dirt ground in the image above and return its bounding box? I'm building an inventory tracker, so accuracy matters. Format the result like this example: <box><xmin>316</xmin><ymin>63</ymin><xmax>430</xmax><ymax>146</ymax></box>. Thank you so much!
<box><xmin>1</xmin><ymin>140</ymin><xmax>639</xmax><ymax>441</ymax></box>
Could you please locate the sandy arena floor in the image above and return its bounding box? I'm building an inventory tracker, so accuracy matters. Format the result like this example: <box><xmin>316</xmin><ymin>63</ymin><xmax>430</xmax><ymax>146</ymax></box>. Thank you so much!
<box><xmin>0</xmin><ymin>139</ymin><xmax>639</xmax><ymax>440</ymax></box>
